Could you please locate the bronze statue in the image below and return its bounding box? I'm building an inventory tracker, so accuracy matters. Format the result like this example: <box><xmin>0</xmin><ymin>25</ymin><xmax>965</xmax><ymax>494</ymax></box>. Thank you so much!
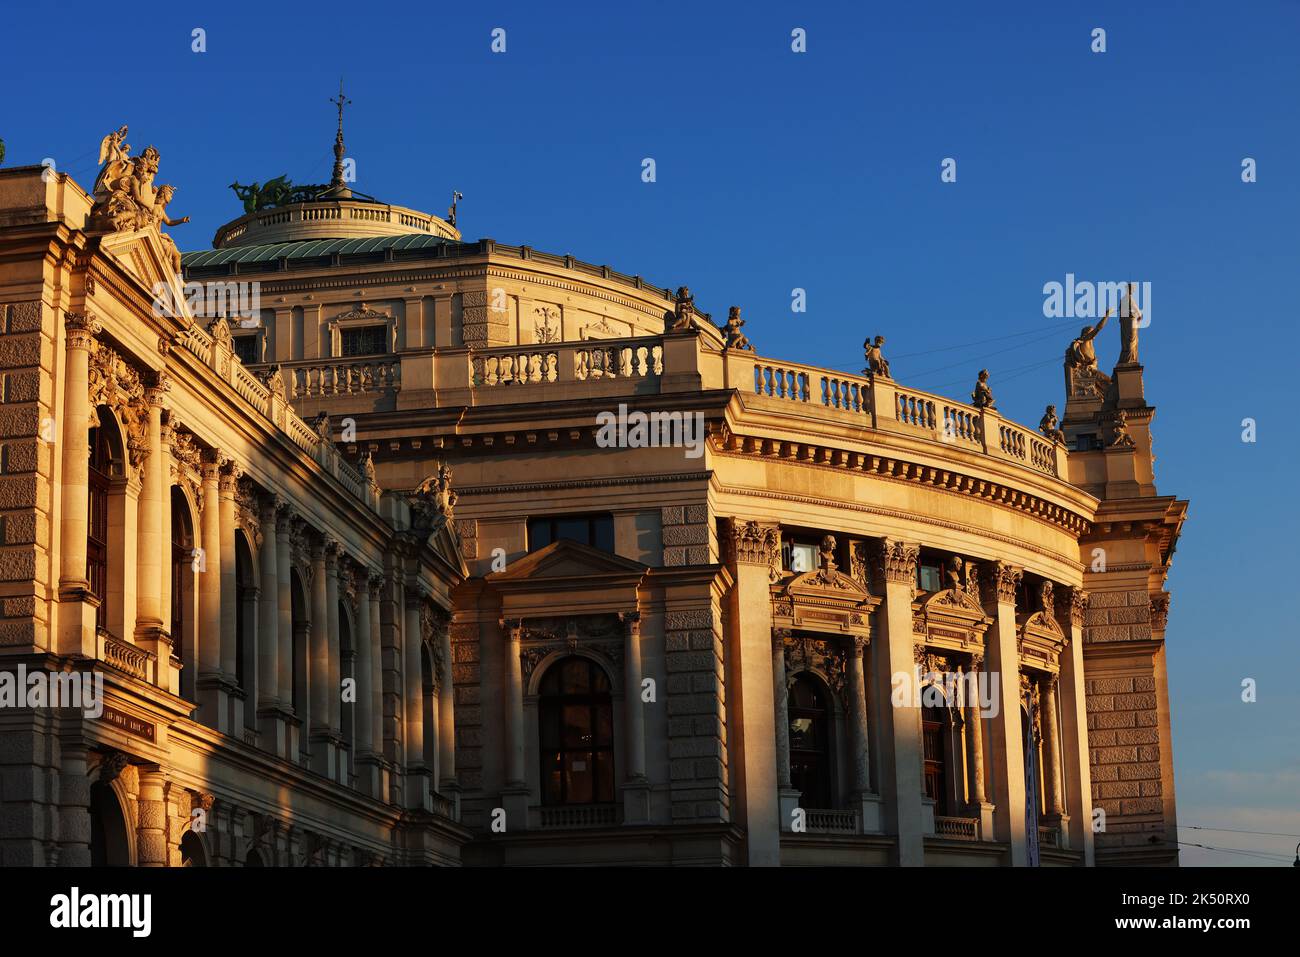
<box><xmin>862</xmin><ymin>335</ymin><xmax>891</xmax><ymax>378</ymax></box>
<box><xmin>721</xmin><ymin>306</ymin><xmax>753</xmax><ymax>351</ymax></box>
<box><xmin>971</xmin><ymin>369</ymin><xmax>996</xmax><ymax>410</ymax></box>
<box><xmin>1118</xmin><ymin>283</ymin><xmax>1141</xmax><ymax>364</ymax></box>
<box><xmin>1039</xmin><ymin>404</ymin><xmax>1066</xmax><ymax>444</ymax></box>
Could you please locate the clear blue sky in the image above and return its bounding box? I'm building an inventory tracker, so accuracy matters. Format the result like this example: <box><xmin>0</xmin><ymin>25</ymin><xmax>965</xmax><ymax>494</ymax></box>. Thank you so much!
<box><xmin>4</xmin><ymin>0</ymin><xmax>1296</xmax><ymax>865</ymax></box>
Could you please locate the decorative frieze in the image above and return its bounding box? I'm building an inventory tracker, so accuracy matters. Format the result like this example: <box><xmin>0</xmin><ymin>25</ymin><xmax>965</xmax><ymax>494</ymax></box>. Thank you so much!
<box><xmin>783</xmin><ymin>632</ymin><xmax>846</xmax><ymax>699</ymax></box>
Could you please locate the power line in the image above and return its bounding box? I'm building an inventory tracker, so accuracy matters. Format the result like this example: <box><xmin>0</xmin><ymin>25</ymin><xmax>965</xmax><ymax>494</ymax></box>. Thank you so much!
<box><xmin>1177</xmin><ymin>841</ymin><xmax>1292</xmax><ymax>863</ymax></box>
<box><xmin>904</xmin><ymin>327</ymin><xmax>1063</xmax><ymax>381</ymax></box>
<box><xmin>888</xmin><ymin>324</ymin><xmax>1061</xmax><ymax>361</ymax></box>
<box><xmin>1184</xmin><ymin>824</ymin><xmax>1300</xmax><ymax>839</ymax></box>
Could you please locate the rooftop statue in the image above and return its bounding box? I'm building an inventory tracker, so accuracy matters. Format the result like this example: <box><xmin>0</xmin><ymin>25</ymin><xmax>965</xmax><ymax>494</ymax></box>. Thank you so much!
<box><xmin>862</xmin><ymin>335</ymin><xmax>891</xmax><ymax>378</ymax></box>
<box><xmin>1039</xmin><ymin>405</ymin><xmax>1066</xmax><ymax>444</ymax></box>
<box><xmin>668</xmin><ymin>286</ymin><xmax>709</xmax><ymax>333</ymax></box>
<box><xmin>408</xmin><ymin>463</ymin><xmax>457</xmax><ymax>533</ymax></box>
<box><xmin>970</xmin><ymin>369</ymin><xmax>996</xmax><ymax>410</ymax></box>
<box><xmin>1118</xmin><ymin>283</ymin><xmax>1141</xmax><ymax>365</ymax></box>
<box><xmin>721</xmin><ymin>306</ymin><xmax>753</xmax><ymax>351</ymax></box>
<box><xmin>88</xmin><ymin>130</ymin><xmax>190</xmax><ymax>254</ymax></box>
<box><xmin>1065</xmin><ymin>308</ymin><xmax>1112</xmax><ymax>398</ymax></box>
<box><xmin>1106</xmin><ymin>410</ymin><xmax>1136</xmax><ymax>449</ymax></box>
<box><xmin>1066</xmin><ymin>308</ymin><xmax>1109</xmax><ymax>370</ymax></box>
<box><xmin>229</xmin><ymin>177</ymin><xmax>333</xmax><ymax>213</ymax></box>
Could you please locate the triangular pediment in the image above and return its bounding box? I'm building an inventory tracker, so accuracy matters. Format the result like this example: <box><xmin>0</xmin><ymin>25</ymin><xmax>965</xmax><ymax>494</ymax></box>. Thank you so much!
<box><xmin>489</xmin><ymin>539</ymin><xmax>648</xmax><ymax>583</ymax></box>
<box><xmin>95</xmin><ymin>225</ymin><xmax>190</xmax><ymax>320</ymax></box>
<box><xmin>786</xmin><ymin>567</ymin><xmax>871</xmax><ymax>598</ymax></box>
<box><xmin>426</xmin><ymin>517</ymin><xmax>469</xmax><ymax>579</ymax></box>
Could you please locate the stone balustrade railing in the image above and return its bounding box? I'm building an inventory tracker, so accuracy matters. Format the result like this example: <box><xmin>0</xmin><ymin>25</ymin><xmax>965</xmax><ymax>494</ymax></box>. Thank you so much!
<box><xmin>276</xmin><ymin>356</ymin><xmax>402</xmax><ymax>399</ymax></box>
<box><xmin>537</xmin><ymin>804</ymin><xmax>620</xmax><ymax>829</ymax></box>
<box><xmin>177</xmin><ymin>322</ymin><xmax>375</xmax><ymax>509</ymax></box>
<box><xmin>469</xmin><ymin>336</ymin><xmax>664</xmax><ymax>388</ymax></box>
<box><xmin>804</xmin><ymin>808</ymin><xmax>860</xmax><ymax>834</ymax></box>
<box><xmin>934</xmin><ymin>815</ymin><xmax>980</xmax><ymax>841</ymax></box>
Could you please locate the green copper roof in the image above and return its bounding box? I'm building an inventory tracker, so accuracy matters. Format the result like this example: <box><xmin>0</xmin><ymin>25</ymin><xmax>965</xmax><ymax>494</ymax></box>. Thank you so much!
<box><xmin>181</xmin><ymin>232</ymin><xmax>460</xmax><ymax>269</ymax></box>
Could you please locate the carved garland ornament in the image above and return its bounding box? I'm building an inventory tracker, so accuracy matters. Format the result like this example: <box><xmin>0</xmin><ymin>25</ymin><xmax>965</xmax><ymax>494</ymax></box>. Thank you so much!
<box><xmin>87</xmin><ymin>337</ymin><xmax>152</xmax><ymax>474</ymax></box>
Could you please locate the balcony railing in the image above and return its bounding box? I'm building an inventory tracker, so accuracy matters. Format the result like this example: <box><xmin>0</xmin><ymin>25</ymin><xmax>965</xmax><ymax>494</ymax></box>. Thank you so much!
<box><xmin>470</xmin><ymin>337</ymin><xmax>664</xmax><ymax>388</ymax></box>
<box><xmin>1038</xmin><ymin>824</ymin><xmax>1061</xmax><ymax>849</ymax></box>
<box><xmin>537</xmin><ymin>804</ymin><xmax>620</xmax><ymax>829</ymax></box>
<box><xmin>934</xmin><ymin>815</ymin><xmax>980</xmax><ymax>841</ymax></box>
<box><xmin>804</xmin><ymin>808</ymin><xmax>860</xmax><ymax>834</ymax></box>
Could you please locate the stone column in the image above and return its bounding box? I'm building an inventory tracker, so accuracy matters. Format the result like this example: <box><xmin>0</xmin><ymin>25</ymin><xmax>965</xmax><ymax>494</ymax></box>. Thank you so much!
<box><xmin>325</xmin><ymin>542</ymin><xmax>342</xmax><ymax>738</ymax></box>
<box><xmin>437</xmin><ymin>614</ymin><xmax>458</xmax><ymax>801</ymax></box>
<box><xmin>134</xmin><ymin>379</ymin><xmax>169</xmax><ymax>641</ymax></box>
<box><xmin>983</xmin><ymin>561</ymin><xmax>1028</xmax><ymax>865</ymax></box>
<box><xmin>276</xmin><ymin>506</ymin><xmax>298</xmax><ymax>760</ymax></box>
<box><xmin>501</xmin><ymin>617</ymin><xmax>529</xmax><ymax>827</ymax></box>
<box><xmin>196</xmin><ymin>452</ymin><xmax>226</xmax><ymax>730</ymax></box>
<box><xmin>353</xmin><ymin>569</ymin><xmax>380</xmax><ymax>798</ymax></box>
<box><xmin>256</xmin><ymin>495</ymin><xmax>287</xmax><ymax>756</ymax></box>
<box><xmin>368</xmin><ymin>573</ymin><xmax>385</xmax><ymax>758</ymax></box>
<box><xmin>58</xmin><ymin>314</ymin><xmax>102</xmax><ymax>655</ymax></box>
<box><xmin>1040</xmin><ymin>673</ymin><xmax>1064</xmax><ymax>817</ymax></box>
<box><xmin>403</xmin><ymin>585</ymin><xmax>430</xmax><ymax>810</ymax></box>
<box><xmin>136</xmin><ymin>767</ymin><xmax>168</xmax><ymax>867</ymax></box>
<box><xmin>847</xmin><ymin>634</ymin><xmax>882</xmax><ymax>832</ymax></box>
<box><xmin>309</xmin><ymin>538</ymin><xmax>337</xmax><ymax>778</ymax></box>
<box><xmin>872</xmin><ymin>538</ymin><xmax>925</xmax><ymax>866</ymax></box>
<box><xmin>963</xmin><ymin>655</ymin><xmax>995</xmax><ymax>837</ymax></box>
<box><xmin>726</xmin><ymin>519</ymin><xmax>782</xmax><ymax>867</ymax></box>
<box><xmin>1057</xmin><ymin>586</ymin><xmax>1094</xmax><ymax>862</ymax></box>
<box><xmin>218</xmin><ymin>462</ymin><xmax>240</xmax><ymax>731</ymax></box>
<box><xmin>620</xmin><ymin>611</ymin><xmax>650</xmax><ymax>823</ymax></box>
<box><xmin>772</xmin><ymin>628</ymin><xmax>800</xmax><ymax>828</ymax></box>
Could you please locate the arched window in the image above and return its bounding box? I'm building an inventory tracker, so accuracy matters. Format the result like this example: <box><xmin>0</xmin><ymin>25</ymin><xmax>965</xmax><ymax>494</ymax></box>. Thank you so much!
<box><xmin>789</xmin><ymin>675</ymin><xmax>832</xmax><ymax>809</ymax></box>
<box><xmin>89</xmin><ymin>781</ymin><xmax>131</xmax><ymax>867</ymax></box>
<box><xmin>180</xmin><ymin>831</ymin><xmax>207</xmax><ymax>867</ymax></box>
<box><xmin>539</xmin><ymin>657</ymin><xmax>614</xmax><ymax>805</ymax></box>
<box><xmin>87</xmin><ymin>422</ymin><xmax>114</xmax><ymax>632</ymax></box>
<box><xmin>171</xmin><ymin>489</ymin><xmax>197</xmax><ymax>701</ymax></box>
<box><xmin>922</xmin><ymin>699</ymin><xmax>950</xmax><ymax>816</ymax></box>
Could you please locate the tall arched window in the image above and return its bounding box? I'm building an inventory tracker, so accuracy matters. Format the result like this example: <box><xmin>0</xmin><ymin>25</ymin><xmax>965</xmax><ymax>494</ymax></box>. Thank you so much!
<box><xmin>87</xmin><ymin>422</ymin><xmax>114</xmax><ymax>632</ymax></box>
<box><xmin>789</xmin><ymin>674</ymin><xmax>832</xmax><ymax>808</ymax></box>
<box><xmin>922</xmin><ymin>700</ymin><xmax>950</xmax><ymax>815</ymax></box>
<box><xmin>235</xmin><ymin>533</ymin><xmax>257</xmax><ymax>731</ymax></box>
<box><xmin>539</xmin><ymin>657</ymin><xmax>614</xmax><ymax>805</ymax></box>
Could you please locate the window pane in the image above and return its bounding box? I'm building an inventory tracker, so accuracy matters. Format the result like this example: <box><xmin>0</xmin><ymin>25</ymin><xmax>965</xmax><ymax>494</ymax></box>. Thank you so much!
<box><xmin>919</xmin><ymin>565</ymin><xmax>942</xmax><ymax>593</ymax></box>
<box><xmin>554</xmin><ymin>518</ymin><xmax>588</xmax><ymax>544</ymax></box>
<box><xmin>791</xmin><ymin>544</ymin><xmax>817</xmax><ymax>573</ymax></box>
<box><xmin>561</xmin><ymin>703</ymin><xmax>592</xmax><ymax>748</ymax></box>
<box><xmin>561</xmin><ymin>658</ymin><xmax>590</xmax><ymax>694</ymax></box>
<box><xmin>539</xmin><ymin>703</ymin><xmax>561</xmax><ymax>749</ymax></box>
<box><xmin>790</xmin><ymin>716</ymin><xmax>816</xmax><ymax>750</ymax></box>
<box><xmin>592</xmin><ymin>516</ymin><xmax>614</xmax><ymax>553</ymax></box>
<box><xmin>527</xmin><ymin>518</ymin><xmax>552</xmax><ymax>552</ymax></box>
<box><xmin>565</xmin><ymin>753</ymin><xmax>594</xmax><ymax>804</ymax></box>
<box><xmin>342</xmin><ymin>325</ymin><xmax>386</xmax><ymax>357</ymax></box>
<box><xmin>543</xmin><ymin>751</ymin><xmax>563</xmax><ymax>804</ymax></box>
<box><xmin>594</xmin><ymin>702</ymin><xmax>613</xmax><ymax>746</ymax></box>
<box><xmin>231</xmin><ymin>335</ymin><xmax>259</xmax><ymax>365</ymax></box>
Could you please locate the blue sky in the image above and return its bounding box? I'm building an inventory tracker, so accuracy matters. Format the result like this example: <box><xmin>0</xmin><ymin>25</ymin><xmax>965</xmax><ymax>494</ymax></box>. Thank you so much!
<box><xmin>4</xmin><ymin>0</ymin><xmax>1297</xmax><ymax>865</ymax></box>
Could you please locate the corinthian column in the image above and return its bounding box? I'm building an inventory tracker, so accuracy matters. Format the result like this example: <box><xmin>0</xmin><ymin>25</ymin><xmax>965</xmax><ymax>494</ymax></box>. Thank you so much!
<box><xmin>403</xmin><ymin>584</ymin><xmax>429</xmax><ymax>810</ymax></box>
<box><xmin>195</xmin><ymin>452</ymin><xmax>226</xmax><ymax>731</ymax></box>
<box><xmin>982</xmin><ymin>560</ymin><xmax>1028</xmax><ymax>865</ymax></box>
<box><xmin>872</xmin><ymin>537</ymin><xmax>924</xmax><ymax>866</ymax></box>
<box><xmin>848</xmin><ymin>635</ymin><xmax>872</xmax><ymax>795</ymax></box>
<box><xmin>309</xmin><ymin>537</ymin><xmax>339</xmax><ymax>779</ymax></box>
<box><xmin>726</xmin><ymin>518</ymin><xmax>781</xmax><ymax>867</ymax></box>
<box><xmin>135</xmin><ymin>377</ymin><xmax>169</xmax><ymax>640</ymax></box>
<box><xmin>500</xmin><ymin>617</ymin><xmax>529</xmax><ymax>828</ymax></box>
<box><xmin>325</xmin><ymin>541</ymin><xmax>342</xmax><ymax>738</ymax></box>
<box><xmin>1056</xmin><ymin>585</ymin><xmax>1093</xmax><ymax>862</ymax></box>
<box><xmin>620</xmin><ymin>611</ymin><xmax>649</xmax><ymax>823</ymax></box>
<box><xmin>1040</xmin><ymin>674</ymin><xmax>1064</xmax><ymax>818</ymax></box>
<box><xmin>58</xmin><ymin>313</ymin><xmax>102</xmax><ymax>655</ymax></box>
<box><xmin>256</xmin><ymin>494</ymin><xmax>288</xmax><ymax>757</ymax></box>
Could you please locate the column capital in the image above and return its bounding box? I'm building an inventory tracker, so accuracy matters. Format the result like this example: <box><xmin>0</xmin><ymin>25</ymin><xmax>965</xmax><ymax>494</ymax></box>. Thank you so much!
<box><xmin>772</xmin><ymin>627</ymin><xmax>792</xmax><ymax>651</ymax></box>
<box><xmin>144</xmin><ymin>374</ymin><xmax>171</xmax><ymax>407</ymax></box>
<box><xmin>65</xmin><ymin>312</ymin><xmax>102</xmax><ymax>348</ymax></box>
<box><xmin>871</xmin><ymin>537</ymin><xmax>919</xmax><ymax>587</ymax></box>
<box><xmin>981</xmin><ymin>560</ymin><xmax>1022</xmax><ymax>606</ymax></box>
<box><xmin>324</xmin><ymin>539</ymin><xmax>342</xmax><ymax>571</ymax></box>
<box><xmin>1149</xmin><ymin>591</ymin><xmax>1170</xmax><ymax>632</ymax></box>
<box><xmin>968</xmin><ymin>652</ymin><xmax>985</xmax><ymax>672</ymax></box>
<box><xmin>619</xmin><ymin>610</ymin><xmax>641</xmax><ymax>633</ymax></box>
<box><xmin>367</xmin><ymin>570</ymin><xmax>385</xmax><ymax>600</ymax></box>
<box><xmin>259</xmin><ymin>492</ymin><xmax>282</xmax><ymax>524</ymax></box>
<box><xmin>199</xmin><ymin>450</ymin><xmax>224</xmax><ymax>483</ymax></box>
<box><xmin>275</xmin><ymin>499</ymin><xmax>296</xmax><ymax>532</ymax></box>
<box><xmin>500</xmin><ymin>617</ymin><xmax>523</xmax><ymax>637</ymax></box>
<box><xmin>727</xmin><ymin>518</ymin><xmax>781</xmax><ymax>569</ymax></box>
<box><xmin>218</xmin><ymin>460</ymin><xmax>242</xmax><ymax>495</ymax></box>
<box><xmin>848</xmin><ymin>635</ymin><xmax>868</xmax><ymax>658</ymax></box>
<box><xmin>1057</xmin><ymin>585</ymin><xmax>1089</xmax><ymax>628</ymax></box>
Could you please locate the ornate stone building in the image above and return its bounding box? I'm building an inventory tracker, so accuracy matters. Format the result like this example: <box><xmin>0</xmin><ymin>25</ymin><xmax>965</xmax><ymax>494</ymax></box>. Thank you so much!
<box><xmin>0</xmin><ymin>124</ymin><xmax>1186</xmax><ymax>867</ymax></box>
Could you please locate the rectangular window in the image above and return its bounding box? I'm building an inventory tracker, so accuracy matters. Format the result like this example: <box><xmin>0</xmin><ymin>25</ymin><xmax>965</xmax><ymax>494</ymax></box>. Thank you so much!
<box><xmin>231</xmin><ymin>334</ymin><xmax>259</xmax><ymax>365</ymax></box>
<box><xmin>918</xmin><ymin>563</ymin><xmax>943</xmax><ymax>593</ymax></box>
<box><xmin>527</xmin><ymin>514</ymin><xmax>615</xmax><ymax>553</ymax></box>
<box><xmin>341</xmin><ymin>325</ymin><xmax>388</xmax><ymax>357</ymax></box>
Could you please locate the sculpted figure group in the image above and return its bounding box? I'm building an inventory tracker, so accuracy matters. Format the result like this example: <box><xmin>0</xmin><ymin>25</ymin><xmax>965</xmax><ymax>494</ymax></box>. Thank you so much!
<box><xmin>88</xmin><ymin>126</ymin><xmax>189</xmax><ymax>269</ymax></box>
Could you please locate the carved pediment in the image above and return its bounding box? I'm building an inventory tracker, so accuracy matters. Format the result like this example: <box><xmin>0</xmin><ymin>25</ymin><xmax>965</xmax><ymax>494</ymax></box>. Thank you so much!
<box><xmin>913</xmin><ymin>588</ymin><xmax>992</xmax><ymax>651</ymax></box>
<box><xmin>95</xmin><ymin>226</ymin><xmax>189</xmax><ymax>318</ymax></box>
<box><xmin>489</xmin><ymin>539</ymin><xmax>648</xmax><ymax>582</ymax></box>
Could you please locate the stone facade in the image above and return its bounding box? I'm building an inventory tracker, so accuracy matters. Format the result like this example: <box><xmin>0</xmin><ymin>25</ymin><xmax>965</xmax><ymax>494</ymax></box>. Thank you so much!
<box><xmin>0</xmin><ymin>132</ymin><xmax>1188</xmax><ymax>867</ymax></box>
